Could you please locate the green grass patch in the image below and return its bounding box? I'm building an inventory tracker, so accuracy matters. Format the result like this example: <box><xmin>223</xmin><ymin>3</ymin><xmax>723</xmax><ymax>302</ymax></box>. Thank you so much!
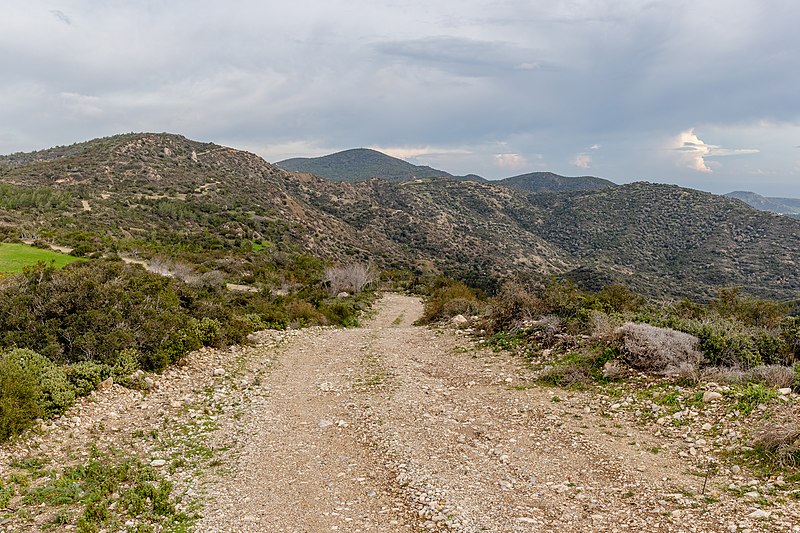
<box><xmin>729</xmin><ymin>382</ymin><xmax>778</xmax><ymax>416</ymax></box>
<box><xmin>0</xmin><ymin>243</ymin><xmax>83</xmax><ymax>273</ymax></box>
<box><xmin>11</xmin><ymin>455</ymin><xmax>194</xmax><ymax>531</ymax></box>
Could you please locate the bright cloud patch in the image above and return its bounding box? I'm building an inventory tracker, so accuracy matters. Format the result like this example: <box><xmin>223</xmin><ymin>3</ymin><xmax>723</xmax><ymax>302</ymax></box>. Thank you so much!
<box><xmin>674</xmin><ymin>128</ymin><xmax>759</xmax><ymax>173</ymax></box>
<box><xmin>373</xmin><ymin>146</ymin><xmax>472</xmax><ymax>159</ymax></box>
<box><xmin>571</xmin><ymin>154</ymin><xmax>592</xmax><ymax>169</ymax></box>
<box><xmin>494</xmin><ymin>153</ymin><xmax>527</xmax><ymax>170</ymax></box>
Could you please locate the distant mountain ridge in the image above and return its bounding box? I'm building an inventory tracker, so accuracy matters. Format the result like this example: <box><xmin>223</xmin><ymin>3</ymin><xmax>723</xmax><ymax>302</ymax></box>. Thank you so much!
<box><xmin>276</xmin><ymin>148</ymin><xmax>481</xmax><ymax>182</ymax></box>
<box><xmin>3</xmin><ymin>133</ymin><xmax>800</xmax><ymax>300</ymax></box>
<box><xmin>496</xmin><ymin>171</ymin><xmax>616</xmax><ymax>193</ymax></box>
<box><xmin>724</xmin><ymin>190</ymin><xmax>800</xmax><ymax>219</ymax></box>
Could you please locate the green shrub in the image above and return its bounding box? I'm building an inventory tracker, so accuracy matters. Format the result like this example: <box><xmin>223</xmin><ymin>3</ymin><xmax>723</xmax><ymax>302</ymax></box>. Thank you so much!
<box><xmin>592</xmin><ymin>284</ymin><xmax>644</xmax><ymax>314</ymax></box>
<box><xmin>319</xmin><ymin>299</ymin><xmax>361</xmax><ymax>327</ymax></box>
<box><xmin>38</xmin><ymin>366</ymin><xmax>75</xmax><ymax>415</ymax></box>
<box><xmin>537</xmin><ymin>347</ymin><xmax>620</xmax><ymax>388</ymax></box>
<box><xmin>2</xmin><ymin>348</ymin><xmax>75</xmax><ymax>416</ymax></box>
<box><xmin>189</xmin><ymin>317</ymin><xmax>222</xmax><ymax>346</ymax></box>
<box><xmin>418</xmin><ymin>281</ymin><xmax>484</xmax><ymax>324</ymax></box>
<box><xmin>108</xmin><ymin>349</ymin><xmax>139</xmax><ymax>380</ymax></box>
<box><xmin>66</xmin><ymin>361</ymin><xmax>112</xmax><ymax>396</ymax></box>
<box><xmin>286</xmin><ymin>300</ymin><xmax>321</xmax><ymax>325</ymax></box>
<box><xmin>0</xmin><ymin>353</ymin><xmax>43</xmax><ymax>441</ymax></box>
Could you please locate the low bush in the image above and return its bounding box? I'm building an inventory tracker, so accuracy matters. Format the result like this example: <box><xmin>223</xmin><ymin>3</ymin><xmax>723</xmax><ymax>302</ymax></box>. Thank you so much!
<box><xmin>0</xmin><ymin>353</ymin><xmax>43</xmax><ymax>441</ymax></box>
<box><xmin>615</xmin><ymin>322</ymin><xmax>703</xmax><ymax>375</ymax></box>
<box><xmin>745</xmin><ymin>365</ymin><xmax>796</xmax><ymax>389</ymax></box>
<box><xmin>2</xmin><ymin>349</ymin><xmax>75</xmax><ymax>417</ymax></box>
<box><xmin>418</xmin><ymin>281</ymin><xmax>484</xmax><ymax>324</ymax></box>
<box><xmin>66</xmin><ymin>361</ymin><xmax>112</xmax><ymax>396</ymax></box>
<box><xmin>538</xmin><ymin>347</ymin><xmax>620</xmax><ymax>388</ymax></box>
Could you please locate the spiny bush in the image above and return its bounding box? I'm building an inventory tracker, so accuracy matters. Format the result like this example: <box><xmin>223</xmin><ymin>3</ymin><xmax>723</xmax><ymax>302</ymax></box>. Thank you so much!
<box><xmin>615</xmin><ymin>322</ymin><xmax>703</xmax><ymax>375</ymax></box>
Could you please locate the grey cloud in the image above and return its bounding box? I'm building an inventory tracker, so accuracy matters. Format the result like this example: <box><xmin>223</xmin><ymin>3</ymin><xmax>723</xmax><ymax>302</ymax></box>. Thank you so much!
<box><xmin>374</xmin><ymin>36</ymin><xmax>555</xmax><ymax>77</ymax></box>
<box><xmin>50</xmin><ymin>10</ymin><xmax>71</xmax><ymax>25</ymax></box>
<box><xmin>1</xmin><ymin>1</ymin><xmax>800</xmax><ymax>194</ymax></box>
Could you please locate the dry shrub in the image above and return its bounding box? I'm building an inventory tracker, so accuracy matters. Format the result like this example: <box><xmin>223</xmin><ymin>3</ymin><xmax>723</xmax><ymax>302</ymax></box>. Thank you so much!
<box><xmin>148</xmin><ymin>256</ymin><xmax>196</xmax><ymax>282</ymax></box>
<box><xmin>601</xmin><ymin>359</ymin><xmax>629</xmax><ymax>380</ymax></box>
<box><xmin>701</xmin><ymin>365</ymin><xmax>794</xmax><ymax>388</ymax></box>
<box><xmin>538</xmin><ymin>364</ymin><xmax>592</xmax><ymax>387</ymax></box>
<box><xmin>752</xmin><ymin>405</ymin><xmax>800</xmax><ymax>467</ymax></box>
<box><xmin>700</xmin><ymin>366</ymin><xmax>746</xmax><ymax>385</ymax></box>
<box><xmin>670</xmin><ymin>362</ymin><xmax>701</xmax><ymax>383</ymax></box>
<box><xmin>589</xmin><ymin>310</ymin><xmax>622</xmax><ymax>341</ymax></box>
<box><xmin>744</xmin><ymin>365</ymin><xmax>796</xmax><ymax>388</ymax></box>
<box><xmin>527</xmin><ymin>315</ymin><xmax>562</xmax><ymax>344</ymax></box>
<box><xmin>323</xmin><ymin>262</ymin><xmax>376</xmax><ymax>297</ymax></box>
<box><xmin>616</xmin><ymin>322</ymin><xmax>703</xmax><ymax>375</ymax></box>
<box><xmin>488</xmin><ymin>282</ymin><xmax>542</xmax><ymax>332</ymax></box>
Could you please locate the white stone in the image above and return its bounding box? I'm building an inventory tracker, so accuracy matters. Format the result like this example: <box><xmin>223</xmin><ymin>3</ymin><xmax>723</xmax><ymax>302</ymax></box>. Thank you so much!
<box><xmin>703</xmin><ymin>391</ymin><xmax>723</xmax><ymax>402</ymax></box>
<box><xmin>213</xmin><ymin>368</ymin><xmax>226</xmax><ymax>376</ymax></box>
<box><xmin>747</xmin><ymin>509</ymin><xmax>770</xmax><ymax>519</ymax></box>
<box><xmin>778</xmin><ymin>388</ymin><xmax>792</xmax><ymax>395</ymax></box>
<box><xmin>451</xmin><ymin>314</ymin><xmax>468</xmax><ymax>325</ymax></box>
<box><xmin>150</xmin><ymin>459</ymin><xmax>167</xmax><ymax>467</ymax></box>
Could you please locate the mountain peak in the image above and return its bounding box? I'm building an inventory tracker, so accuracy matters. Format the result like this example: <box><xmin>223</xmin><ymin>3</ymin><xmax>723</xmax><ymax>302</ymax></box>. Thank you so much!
<box><xmin>276</xmin><ymin>148</ymin><xmax>478</xmax><ymax>182</ymax></box>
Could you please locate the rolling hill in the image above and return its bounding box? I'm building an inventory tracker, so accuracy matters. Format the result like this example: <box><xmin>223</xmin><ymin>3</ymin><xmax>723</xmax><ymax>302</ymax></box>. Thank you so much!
<box><xmin>496</xmin><ymin>171</ymin><xmax>616</xmax><ymax>193</ymax></box>
<box><xmin>724</xmin><ymin>190</ymin><xmax>800</xmax><ymax>219</ymax></box>
<box><xmin>275</xmin><ymin>148</ymin><xmax>481</xmax><ymax>182</ymax></box>
<box><xmin>2</xmin><ymin>133</ymin><xmax>800</xmax><ymax>300</ymax></box>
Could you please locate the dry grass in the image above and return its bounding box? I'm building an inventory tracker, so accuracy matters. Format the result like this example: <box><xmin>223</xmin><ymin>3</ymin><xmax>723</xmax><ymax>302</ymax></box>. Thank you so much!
<box><xmin>745</xmin><ymin>365</ymin><xmax>796</xmax><ymax>388</ymax></box>
<box><xmin>752</xmin><ymin>405</ymin><xmax>800</xmax><ymax>467</ymax></box>
<box><xmin>701</xmin><ymin>364</ymin><xmax>795</xmax><ymax>388</ymax></box>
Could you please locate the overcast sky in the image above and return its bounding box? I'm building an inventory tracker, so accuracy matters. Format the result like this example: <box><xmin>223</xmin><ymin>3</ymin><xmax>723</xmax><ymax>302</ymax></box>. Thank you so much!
<box><xmin>2</xmin><ymin>1</ymin><xmax>799</xmax><ymax>195</ymax></box>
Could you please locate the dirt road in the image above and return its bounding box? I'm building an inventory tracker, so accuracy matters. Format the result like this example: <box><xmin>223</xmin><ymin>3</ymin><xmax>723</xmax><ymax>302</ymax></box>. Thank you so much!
<box><xmin>197</xmin><ymin>294</ymin><xmax>791</xmax><ymax>532</ymax></box>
